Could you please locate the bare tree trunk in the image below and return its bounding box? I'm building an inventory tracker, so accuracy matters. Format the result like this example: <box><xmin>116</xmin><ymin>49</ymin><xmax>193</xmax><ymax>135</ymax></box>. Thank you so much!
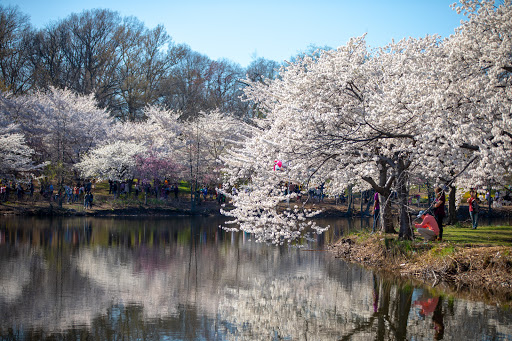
<box><xmin>347</xmin><ymin>185</ymin><xmax>354</xmax><ymax>216</ymax></box>
<box><xmin>363</xmin><ymin>159</ymin><xmax>395</xmax><ymax>233</ymax></box>
<box><xmin>487</xmin><ymin>183</ymin><xmax>492</xmax><ymax>217</ymax></box>
<box><xmin>380</xmin><ymin>194</ymin><xmax>395</xmax><ymax>233</ymax></box>
<box><xmin>397</xmin><ymin>158</ymin><xmax>413</xmax><ymax>240</ymax></box>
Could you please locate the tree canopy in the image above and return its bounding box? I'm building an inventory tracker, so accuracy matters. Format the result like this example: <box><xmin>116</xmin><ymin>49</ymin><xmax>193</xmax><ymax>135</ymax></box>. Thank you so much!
<box><xmin>220</xmin><ymin>0</ymin><xmax>512</xmax><ymax>243</ymax></box>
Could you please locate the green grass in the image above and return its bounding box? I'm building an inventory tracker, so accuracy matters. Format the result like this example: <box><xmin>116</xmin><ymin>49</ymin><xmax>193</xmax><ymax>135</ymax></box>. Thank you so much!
<box><xmin>429</xmin><ymin>245</ymin><xmax>456</xmax><ymax>258</ymax></box>
<box><xmin>93</xmin><ymin>181</ymin><xmax>110</xmax><ymax>194</ymax></box>
<box><xmin>443</xmin><ymin>225</ymin><xmax>512</xmax><ymax>246</ymax></box>
<box><xmin>352</xmin><ymin>225</ymin><xmax>512</xmax><ymax>254</ymax></box>
<box><xmin>384</xmin><ymin>238</ymin><xmax>417</xmax><ymax>257</ymax></box>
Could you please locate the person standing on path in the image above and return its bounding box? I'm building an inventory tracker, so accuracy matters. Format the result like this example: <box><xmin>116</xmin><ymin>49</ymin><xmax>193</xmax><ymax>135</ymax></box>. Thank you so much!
<box><xmin>433</xmin><ymin>187</ymin><xmax>446</xmax><ymax>241</ymax></box>
<box><xmin>174</xmin><ymin>184</ymin><xmax>179</xmax><ymax>200</ymax></box>
<box><xmin>467</xmin><ymin>190</ymin><xmax>479</xmax><ymax>229</ymax></box>
<box><xmin>372</xmin><ymin>192</ymin><xmax>380</xmax><ymax>233</ymax></box>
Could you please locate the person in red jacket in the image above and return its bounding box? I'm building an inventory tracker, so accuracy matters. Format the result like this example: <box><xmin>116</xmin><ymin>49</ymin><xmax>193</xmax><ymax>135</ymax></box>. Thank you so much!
<box><xmin>415</xmin><ymin>211</ymin><xmax>440</xmax><ymax>241</ymax></box>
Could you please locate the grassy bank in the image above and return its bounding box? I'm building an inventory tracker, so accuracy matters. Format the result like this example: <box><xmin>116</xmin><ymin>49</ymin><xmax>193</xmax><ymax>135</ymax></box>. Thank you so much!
<box><xmin>330</xmin><ymin>225</ymin><xmax>512</xmax><ymax>305</ymax></box>
<box><xmin>443</xmin><ymin>225</ymin><xmax>512</xmax><ymax>246</ymax></box>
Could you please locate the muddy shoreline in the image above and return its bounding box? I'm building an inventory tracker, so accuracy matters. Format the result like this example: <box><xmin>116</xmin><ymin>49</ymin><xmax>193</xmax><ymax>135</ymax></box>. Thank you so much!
<box><xmin>329</xmin><ymin>234</ymin><xmax>512</xmax><ymax>305</ymax></box>
<box><xmin>0</xmin><ymin>200</ymin><xmax>223</xmax><ymax>217</ymax></box>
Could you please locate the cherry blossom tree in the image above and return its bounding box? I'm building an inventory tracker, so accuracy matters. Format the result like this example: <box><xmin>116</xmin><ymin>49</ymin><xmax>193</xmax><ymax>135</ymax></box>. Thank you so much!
<box><xmin>455</xmin><ymin>0</ymin><xmax>511</xmax><ymax>182</ymax></box>
<box><xmin>0</xmin><ymin>93</ymin><xmax>43</xmax><ymax>177</ymax></box>
<box><xmin>220</xmin><ymin>1</ymin><xmax>512</xmax><ymax>243</ymax></box>
<box><xmin>423</xmin><ymin>0</ymin><xmax>512</xmax><ymax>214</ymax></box>
<box><xmin>29</xmin><ymin>87</ymin><xmax>111</xmax><ymax>161</ymax></box>
<box><xmin>184</xmin><ymin>110</ymin><xmax>249</xmax><ymax>183</ymax></box>
<box><xmin>134</xmin><ymin>151</ymin><xmax>184</xmax><ymax>184</ymax></box>
<box><xmin>76</xmin><ymin>105</ymin><xmax>184</xmax><ymax>183</ymax></box>
<box><xmin>110</xmin><ymin>105</ymin><xmax>183</xmax><ymax>157</ymax></box>
<box><xmin>75</xmin><ymin>141</ymin><xmax>146</xmax><ymax>181</ymax></box>
<box><xmin>180</xmin><ymin>110</ymin><xmax>250</xmax><ymax>208</ymax></box>
<box><xmin>221</xmin><ymin>35</ymin><xmax>456</xmax><ymax>241</ymax></box>
<box><xmin>75</xmin><ymin>105</ymin><xmax>246</xmax><ymax>204</ymax></box>
<box><xmin>0</xmin><ymin>125</ymin><xmax>36</xmax><ymax>176</ymax></box>
<box><xmin>0</xmin><ymin>87</ymin><xmax>112</xmax><ymax>182</ymax></box>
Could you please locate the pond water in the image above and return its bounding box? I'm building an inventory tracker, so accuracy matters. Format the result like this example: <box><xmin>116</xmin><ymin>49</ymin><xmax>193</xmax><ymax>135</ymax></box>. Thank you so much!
<box><xmin>0</xmin><ymin>216</ymin><xmax>511</xmax><ymax>340</ymax></box>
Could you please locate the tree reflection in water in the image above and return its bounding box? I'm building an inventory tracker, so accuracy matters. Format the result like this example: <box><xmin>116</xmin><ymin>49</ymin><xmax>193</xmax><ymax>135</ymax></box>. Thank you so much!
<box><xmin>0</xmin><ymin>216</ymin><xmax>510</xmax><ymax>340</ymax></box>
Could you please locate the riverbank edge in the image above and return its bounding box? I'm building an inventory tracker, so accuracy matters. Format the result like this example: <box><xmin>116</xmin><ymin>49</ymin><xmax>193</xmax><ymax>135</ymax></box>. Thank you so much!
<box><xmin>0</xmin><ymin>201</ymin><xmax>223</xmax><ymax>217</ymax></box>
<box><xmin>2</xmin><ymin>199</ymin><xmax>512</xmax><ymax>219</ymax></box>
<box><xmin>0</xmin><ymin>205</ymin><xmax>216</xmax><ymax>217</ymax></box>
<box><xmin>328</xmin><ymin>234</ymin><xmax>512</xmax><ymax>306</ymax></box>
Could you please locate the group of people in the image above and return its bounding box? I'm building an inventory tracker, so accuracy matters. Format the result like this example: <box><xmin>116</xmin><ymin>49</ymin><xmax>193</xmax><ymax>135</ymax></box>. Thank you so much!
<box><xmin>0</xmin><ymin>180</ymin><xmax>35</xmax><ymax>201</ymax></box>
<box><xmin>108</xmin><ymin>179</ymin><xmax>181</xmax><ymax>200</ymax></box>
<box><xmin>40</xmin><ymin>182</ymin><xmax>93</xmax><ymax>204</ymax></box>
<box><xmin>0</xmin><ymin>179</ymin><xmax>95</xmax><ymax>209</ymax></box>
<box><xmin>372</xmin><ymin>187</ymin><xmax>486</xmax><ymax>242</ymax></box>
<box><xmin>83</xmin><ymin>191</ymin><xmax>94</xmax><ymax>209</ymax></box>
<box><xmin>415</xmin><ymin>188</ymin><xmax>480</xmax><ymax>241</ymax></box>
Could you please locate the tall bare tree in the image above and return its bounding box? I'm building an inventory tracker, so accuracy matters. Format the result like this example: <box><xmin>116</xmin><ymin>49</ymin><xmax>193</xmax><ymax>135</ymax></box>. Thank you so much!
<box><xmin>0</xmin><ymin>5</ymin><xmax>34</xmax><ymax>94</ymax></box>
<box><xmin>113</xmin><ymin>18</ymin><xmax>186</xmax><ymax>121</ymax></box>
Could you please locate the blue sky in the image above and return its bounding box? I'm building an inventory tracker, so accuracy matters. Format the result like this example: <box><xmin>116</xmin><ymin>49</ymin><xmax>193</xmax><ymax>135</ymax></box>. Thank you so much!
<box><xmin>3</xmin><ymin>0</ymin><xmax>464</xmax><ymax>67</ymax></box>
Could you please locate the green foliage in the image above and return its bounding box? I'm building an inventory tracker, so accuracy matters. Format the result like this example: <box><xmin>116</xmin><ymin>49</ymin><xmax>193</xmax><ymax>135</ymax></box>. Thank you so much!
<box><xmin>419</xmin><ymin>196</ymin><xmax>429</xmax><ymax>204</ymax></box>
<box><xmin>384</xmin><ymin>238</ymin><xmax>417</xmax><ymax>258</ymax></box>
<box><xmin>43</xmin><ymin>161</ymin><xmax>64</xmax><ymax>181</ymax></box>
<box><xmin>429</xmin><ymin>245</ymin><xmax>456</xmax><ymax>258</ymax></box>
<box><xmin>179</xmin><ymin>181</ymin><xmax>189</xmax><ymax>192</ymax></box>
<box><xmin>355</xmin><ymin>231</ymin><xmax>371</xmax><ymax>242</ymax></box>
<box><xmin>144</xmin><ymin>198</ymin><xmax>168</xmax><ymax>206</ymax></box>
<box><xmin>94</xmin><ymin>181</ymin><xmax>109</xmax><ymax>193</ymax></box>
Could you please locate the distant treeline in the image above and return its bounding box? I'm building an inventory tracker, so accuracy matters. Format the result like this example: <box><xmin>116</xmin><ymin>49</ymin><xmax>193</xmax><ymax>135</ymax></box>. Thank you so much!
<box><xmin>0</xmin><ymin>6</ymin><xmax>282</xmax><ymax>121</ymax></box>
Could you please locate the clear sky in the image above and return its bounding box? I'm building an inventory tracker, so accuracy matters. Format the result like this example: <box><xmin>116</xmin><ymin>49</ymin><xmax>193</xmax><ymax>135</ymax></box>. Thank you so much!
<box><xmin>3</xmin><ymin>0</ymin><xmax>465</xmax><ymax>67</ymax></box>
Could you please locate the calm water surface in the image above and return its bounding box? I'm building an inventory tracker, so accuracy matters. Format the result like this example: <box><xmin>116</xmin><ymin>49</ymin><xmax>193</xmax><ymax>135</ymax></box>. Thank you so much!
<box><xmin>0</xmin><ymin>216</ymin><xmax>511</xmax><ymax>340</ymax></box>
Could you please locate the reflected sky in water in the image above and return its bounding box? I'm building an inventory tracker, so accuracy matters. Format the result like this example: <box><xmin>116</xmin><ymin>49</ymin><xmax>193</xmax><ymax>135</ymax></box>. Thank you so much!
<box><xmin>0</xmin><ymin>216</ymin><xmax>510</xmax><ymax>340</ymax></box>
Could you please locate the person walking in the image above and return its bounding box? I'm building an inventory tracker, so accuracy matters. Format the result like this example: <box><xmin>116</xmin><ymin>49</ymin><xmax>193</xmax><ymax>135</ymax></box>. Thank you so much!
<box><xmin>88</xmin><ymin>191</ymin><xmax>94</xmax><ymax>209</ymax></box>
<box><xmin>73</xmin><ymin>186</ymin><xmax>79</xmax><ymax>202</ymax></box>
<box><xmin>29</xmin><ymin>181</ymin><xmax>34</xmax><ymax>198</ymax></box>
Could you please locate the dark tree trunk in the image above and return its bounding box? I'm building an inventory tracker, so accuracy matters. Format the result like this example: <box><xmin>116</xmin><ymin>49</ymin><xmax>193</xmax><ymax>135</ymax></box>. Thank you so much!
<box><xmin>363</xmin><ymin>159</ymin><xmax>395</xmax><ymax>233</ymax></box>
<box><xmin>397</xmin><ymin>158</ymin><xmax>413</xmax><ymax>240</ymax></box>
<box><xmin>380</xmin><ymin>195</ymin><xmax>395</xmax><ymax>233</ymax></box>
<box><xmin>447</xmin><ymin>185</ymin><xmax>457</xmax><ymax>225</ymax></box>
<box><xmin>346</xmin><ymin>185</ymin><xmax>354</xmax><ymax>216</ymax></box>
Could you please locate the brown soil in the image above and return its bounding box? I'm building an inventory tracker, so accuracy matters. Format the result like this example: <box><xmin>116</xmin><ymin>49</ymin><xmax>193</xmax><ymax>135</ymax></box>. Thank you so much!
<box><xmin>329</xmin><ymin>234</ymin><xmax>512</xmax><ymax>305</ymax></box>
